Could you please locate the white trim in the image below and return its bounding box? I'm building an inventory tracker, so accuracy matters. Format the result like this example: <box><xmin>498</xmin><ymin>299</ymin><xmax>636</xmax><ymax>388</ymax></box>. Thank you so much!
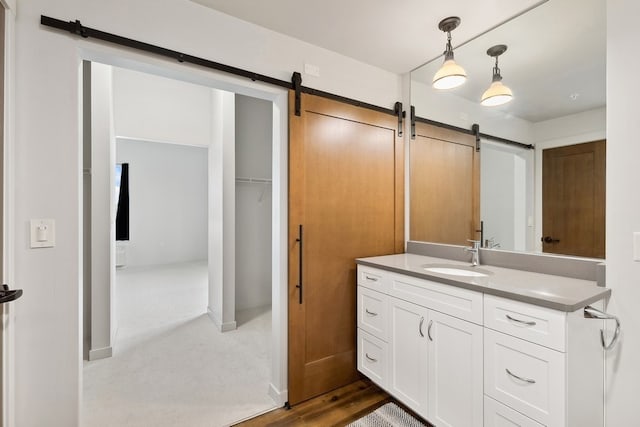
<box><xmin>206</xmin><ymin>307</ymin><xmax>237</xmax><ymax>332</ymax></box>
<box><xmin>3</xmin><ymin>4</ymin><xmax>15</xmax><ymax>427</ymax></box>
<box><xmin>268</xmin><ymin>382</ymin><xmax>287</xmax><ymax>407</ymax></box>
<box><xmin>88</xmin><ymin>346</ymin><xmax>112</xmax><ymax>361</ymax></box>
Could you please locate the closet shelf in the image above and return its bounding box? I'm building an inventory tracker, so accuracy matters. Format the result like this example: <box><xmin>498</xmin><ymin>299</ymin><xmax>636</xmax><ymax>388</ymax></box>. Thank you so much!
<box><xmin>236</xmin><ymin>177</ymin><xmax>272</xmax><ymax>184</ymax></box>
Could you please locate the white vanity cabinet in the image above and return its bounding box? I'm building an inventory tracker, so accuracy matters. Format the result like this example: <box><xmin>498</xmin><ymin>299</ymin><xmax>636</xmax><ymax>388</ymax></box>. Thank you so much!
<box><xmin>356</xmin><ymin>263</ymin><xmax>606</xmax><ymax>427</ymax></box>
<box><xmin>357</xmin><ymin>265</ymin><xmax>484</xmax><ymax>426</ymax></box>
<box><xmin>483</xmin><ymin>295</ymin><xmax>604</xmax><ymax>427</ymax></box>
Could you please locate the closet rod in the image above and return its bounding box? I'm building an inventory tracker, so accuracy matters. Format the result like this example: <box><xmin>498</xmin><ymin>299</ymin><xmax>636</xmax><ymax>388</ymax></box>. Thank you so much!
<box><xmin>40</xmin><ymin>15</ymin><xmax>399</xmax><ymax>118</ymax></box>
<box><xmin>414</xmin><ymin>115</ymin><xmax>534</xmax><ymax>150</ymax></box>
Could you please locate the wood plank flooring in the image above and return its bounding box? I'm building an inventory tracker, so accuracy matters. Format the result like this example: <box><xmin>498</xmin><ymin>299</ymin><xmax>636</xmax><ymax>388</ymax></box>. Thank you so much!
<box><xmin>234</xmin><ymin>379</ymin><xmax>394</xmax><ymax>426</ymax></box>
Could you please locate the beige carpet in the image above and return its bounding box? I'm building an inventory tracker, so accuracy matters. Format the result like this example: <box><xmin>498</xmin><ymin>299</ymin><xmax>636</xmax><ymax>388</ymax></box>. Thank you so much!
<box><xmin>82</xmin><ymin>262</ymin><xmax>277</xmax><ymax>427</ymax></box>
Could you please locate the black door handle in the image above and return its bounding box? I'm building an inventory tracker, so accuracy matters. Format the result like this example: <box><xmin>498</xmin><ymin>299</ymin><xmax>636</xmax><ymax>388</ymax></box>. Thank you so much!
<box><xmin>295</xmin><ymin>224</ymin><xmax>303</xmax><ymax>304</ymax></box>
<box><xmin>0</xmin><ymin>284</ymin><xmax>23</xmax><ymax>304</ymax></box>
<box><xmin>541</xmin><ymin>236</ymin><xmax>560</xmax><ymax>244</ymax></box>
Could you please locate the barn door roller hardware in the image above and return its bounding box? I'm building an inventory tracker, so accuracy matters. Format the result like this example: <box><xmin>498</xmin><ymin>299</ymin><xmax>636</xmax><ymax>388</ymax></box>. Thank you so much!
<box><xmin>472</xmin><ymin>123</ymin><xmax>481</xmax><ymax>152</ymax></box>
<box><xmin>410</xmin><ymin>106</ymin><xmax>416</xmax><ymax>140</ymax></box>
<box><xmin>394</xmin><ymin>102</ymin><xmax>404</xmax><ymax>137</ymax></box>
<box><xmin>292</xmin><ymin>72</ymin><xmax>302</xmax><ymax>116</ymax></box>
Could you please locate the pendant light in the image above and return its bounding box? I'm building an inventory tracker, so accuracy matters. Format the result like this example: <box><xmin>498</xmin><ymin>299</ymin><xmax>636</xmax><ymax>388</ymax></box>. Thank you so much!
<box><xmin>432</xmin><ymin>17</ymin><xmax>467</xmax><ymax>90</ymax></box>
<box><xmin>481</xmin><ymin>44</ymin><xmax>513</xmax><ymax>106</ymax></box>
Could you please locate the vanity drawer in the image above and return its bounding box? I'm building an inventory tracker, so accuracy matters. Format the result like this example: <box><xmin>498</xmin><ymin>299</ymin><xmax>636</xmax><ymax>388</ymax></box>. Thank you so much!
<box><xmin>388</xmin><ymin>271</ymin><xmax>483</xmax><ymax>324</ymax></box>
<box><xmin>357</xmin><ymin>266</ymin><xmax>390</xmax><ymax>293</ymax></box>
<box><xmin>357</xmin><ymin>286</ymin><xmax>388</xmax><ymax>340</ymax></box>
<box><xmin>484</xmin><ymin>329</ymin><xmax>565</xmax><ymax>426</ymax></box>
<box><xmin>484</xmin><ymin>295</ymin><xmax>567</xmax><ymax>352</ymax></box>
<box><xmin>357</xmin><ymin>329</ymin><xmax>388</xmax><ymax>388</ymax></box>
<box><xmin>484</xmin><ymin>396</ymin><xmax>545</xmax><ymax>427</ymax></box>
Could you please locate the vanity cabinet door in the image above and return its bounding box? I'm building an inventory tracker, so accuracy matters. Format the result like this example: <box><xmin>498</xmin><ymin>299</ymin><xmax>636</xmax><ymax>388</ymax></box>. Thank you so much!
<box><xmin>388</xmin><ymin>297</ymin><xmax>429</xmax><ymax>418</ymax></box>
<box><xmin>427</xmin><ymin>309</ymin><xmax>483</xmax><ymax>427</ymax></box>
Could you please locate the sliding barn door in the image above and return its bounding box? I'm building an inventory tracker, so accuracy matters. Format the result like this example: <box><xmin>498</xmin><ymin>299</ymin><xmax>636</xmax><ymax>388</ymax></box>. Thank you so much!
<box><xmin>288</xmin><ymin>92</ymin><xmax>404</xmax><ymax>405</ymax></box>
<box><xmin>410</xmin><ymin>122</ymin><xmax>480</xmax><ymax>245</ymax></box>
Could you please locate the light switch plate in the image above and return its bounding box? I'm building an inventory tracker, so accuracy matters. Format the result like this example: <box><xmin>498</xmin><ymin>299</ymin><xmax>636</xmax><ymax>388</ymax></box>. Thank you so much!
<box><xmin>30</xmin><ymin>219</ymin><xmax>55</xmax><ymax>248</ymax></box>
<box><xmin>634</xmin><ymin>232</ymin><xmax>640</xmax><ymax>261</ymax></box>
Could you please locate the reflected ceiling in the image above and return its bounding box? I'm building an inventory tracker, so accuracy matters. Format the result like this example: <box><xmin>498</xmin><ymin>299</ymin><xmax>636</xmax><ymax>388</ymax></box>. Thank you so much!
<box><xmin>411</xmin><ymin>0</ymin><xmax>605</xmax><ymax>122</ymax></box>
<box><xmin>191</xmin><ymin>0</ymin><xmax>543</xmax><ymax>74</ymax></box>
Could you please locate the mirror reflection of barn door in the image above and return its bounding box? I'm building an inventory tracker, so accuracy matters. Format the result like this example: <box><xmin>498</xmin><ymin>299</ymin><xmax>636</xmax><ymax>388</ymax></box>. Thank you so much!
<box><xmin>288</xmin><ymin>92</ymin><xmax>404</xmax><ymax>405</ymax></box>
<box><xmin>410</xmin><ymin>122</ymin><xmax>480</xmax><ymax>245</ymax></box>
<box><xmin>542</xmin><ymin>140</ymin><xmax>606</xmax><ymax>258</ymax></box>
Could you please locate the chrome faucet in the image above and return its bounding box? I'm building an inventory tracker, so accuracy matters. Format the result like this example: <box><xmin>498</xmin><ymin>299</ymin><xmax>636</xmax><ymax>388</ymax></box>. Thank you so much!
<box><xmin>464</xmin><ymin>240</ymin><xmax>481</xmax><ymax>266</ymax></box>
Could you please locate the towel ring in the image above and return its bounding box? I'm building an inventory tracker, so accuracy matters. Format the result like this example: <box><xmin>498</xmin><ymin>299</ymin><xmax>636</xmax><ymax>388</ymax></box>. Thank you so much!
<box><xmin>584</xmin><ymin>306</ymin><xmax>621</xmax><ymax>350</ymax></box>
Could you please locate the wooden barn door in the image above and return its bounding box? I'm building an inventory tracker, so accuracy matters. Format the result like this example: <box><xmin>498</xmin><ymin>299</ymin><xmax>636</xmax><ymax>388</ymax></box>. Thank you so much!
<box><xmin>288</xmin><ymin>92</ymin><xmax>404</xmax><ymax>405</ymax></box>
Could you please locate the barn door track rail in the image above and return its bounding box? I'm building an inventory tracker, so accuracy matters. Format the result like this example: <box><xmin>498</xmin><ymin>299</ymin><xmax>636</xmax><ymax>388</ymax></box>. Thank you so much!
<box><xmin>40</xmin><ymin>15</ymin><xmax>404</xmax><ymax>133</ymax></box>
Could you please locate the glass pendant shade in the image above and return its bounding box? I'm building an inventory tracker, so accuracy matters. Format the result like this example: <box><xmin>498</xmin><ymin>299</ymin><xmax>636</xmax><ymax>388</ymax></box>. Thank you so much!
<box><xmin>433</xmin><ymin>58</ymin><xmax>467</xmax><ymax>90</ymax></box>
<box><xmin>481</xmin><ymin>80</ymin><xmax>513</xmax><ymax>106</ymax></box>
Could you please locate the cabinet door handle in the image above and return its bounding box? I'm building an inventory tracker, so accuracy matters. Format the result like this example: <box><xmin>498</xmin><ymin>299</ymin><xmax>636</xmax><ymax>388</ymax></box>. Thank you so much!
<box><xmin>365</xmin><ymin>353</ymin><xmax>378</xmax><ymax>363</ymax></box>
<box><xmin>419</xmin><ymin>316</ymin><xmax>425</xmax><ymax>337</ymax></box>
<box><xmin>506</xmin><ymin>368</ymin><xmax>536</xmax><ymax>384</ymax></box>
<box><xmin>295</xmin><ymin>224</ymin><xmax>303</xmax><ymax>304</ymax></box>
<box><xmin>365</xmin><ymin>309</ymin><xmax>378</xmax><ymax>316</ymax></box>
<box><xmin>365</xmin><ymin>275</ymin><xmax>378</xmax><ymax>282</ymax></box>
<box><xmin>505</xmin><ymin>314</ymin><xmax>536</xmax><ymax>326</ymax></box>
<box><xmin>427</xmin><ymin>320</ymin><xmax>433</xmax><ymax>341</ymax></box>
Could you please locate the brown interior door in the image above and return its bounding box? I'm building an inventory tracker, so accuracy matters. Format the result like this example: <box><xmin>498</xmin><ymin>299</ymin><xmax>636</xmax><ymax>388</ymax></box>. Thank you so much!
<box><xmin>288</xmin><ymin>92</ymin><xmax>404</xmax><ymax>405</ymax></box>
<box><xmin>410</xmin><ymin>122</ymin><xmax>480</xmax><ymax>245</ymax></box>
<box><xmin>542</xmin><ymin>140</ymin><xmax>606</xmax><ymax>258</ymax></box>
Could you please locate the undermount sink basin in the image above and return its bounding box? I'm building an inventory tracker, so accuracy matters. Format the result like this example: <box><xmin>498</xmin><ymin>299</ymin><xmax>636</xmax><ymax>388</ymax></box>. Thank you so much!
<box><xmin>423</xmin><ymin>265</ymin><xmax>491</xmax><ymax>278</ymax></box>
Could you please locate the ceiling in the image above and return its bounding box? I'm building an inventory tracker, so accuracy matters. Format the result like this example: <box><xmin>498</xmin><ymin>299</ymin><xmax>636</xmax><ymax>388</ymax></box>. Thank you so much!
<box><xmin>190</xmin><ymin>0</ymin><xmax>544</xmax><ymax>74</ymax></box>
<box><xmin>411</xmin><ymin>0</ymin><xmax>606</xmax><ymax>123</ymax></box>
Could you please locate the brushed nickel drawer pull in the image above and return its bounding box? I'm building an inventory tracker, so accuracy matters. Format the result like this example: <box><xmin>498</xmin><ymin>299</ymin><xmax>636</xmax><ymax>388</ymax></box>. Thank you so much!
<box><xmin>365</xmin><ymin>353</ymin><xmax>378</xmax><ymax>363</ymax></box>
<box><xmin>506</xmin><ymin>314</ymin><xmax>536</xmax><ymax>326</ymax></box>
<box><xmin>419</xmin><ymin>316</ymin><xmax>425</xmax><ymax>337</ymax></box>
<box><xmin>427</xmin><ymin>320</ymin><xmax>433</xmax><ymax>341</ymax></box>
<box><xmin>365</xmin><ymin>275</ymin><xmax>379</xmax><ymax>282</ymax></box>
<box><xmin>506</xmin><ymin>368</ymin><xmax>536</xmax><ymax>384</ymax></box>
<box><xmin>365</xmin><ymin>309</ymin><xmax>378</xmax><ymax>316</ymax></box>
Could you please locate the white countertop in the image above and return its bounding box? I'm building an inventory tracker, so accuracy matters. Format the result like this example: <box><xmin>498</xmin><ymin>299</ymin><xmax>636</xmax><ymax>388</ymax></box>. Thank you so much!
<box><xmin>356</xmin><ymin>253</ymin><xmax>610</xmax><ymax>312</ymax></box>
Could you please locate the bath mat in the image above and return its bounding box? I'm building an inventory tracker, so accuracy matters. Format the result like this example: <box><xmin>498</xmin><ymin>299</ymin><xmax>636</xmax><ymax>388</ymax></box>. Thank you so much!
<box><xmin>347</xmin><ymin>402</ymin><xmax>427</xmax><ymax>427</ymax></box>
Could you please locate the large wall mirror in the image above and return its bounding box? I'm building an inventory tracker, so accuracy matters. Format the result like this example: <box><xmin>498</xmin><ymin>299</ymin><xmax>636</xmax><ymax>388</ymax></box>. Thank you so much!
<box><xmin>409</xmin><ymin>0</ymin><xmax>605</xmax><ymax>259</ymax></box>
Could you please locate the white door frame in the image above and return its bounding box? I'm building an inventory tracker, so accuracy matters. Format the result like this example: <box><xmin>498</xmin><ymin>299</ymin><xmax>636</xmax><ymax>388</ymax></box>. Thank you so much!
<box><xmin>2</xmin><ymin>1</ymin><xmax>16</xmax><ymax>425</ymax></box>
<box><xmin>80</xmin><ymin>47</ymin><xmax>290</xmax><ymax>406</ymax></box>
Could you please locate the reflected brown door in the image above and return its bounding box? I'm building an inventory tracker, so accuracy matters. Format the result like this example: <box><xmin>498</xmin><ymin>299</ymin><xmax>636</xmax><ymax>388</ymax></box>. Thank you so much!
<box><xmin>288</xmin><ymin>92</ymin><xmax>404</xmax><ymax>405</ymax></box>
<box><xmin>410</xmin><ymin>122</ymin><xmax>480</xmax><ymax>245</ymax></box>
<box><xmin>542</xmin><ymin>140</ymin><xmax>605</xmax><ymax>258</ymax></box>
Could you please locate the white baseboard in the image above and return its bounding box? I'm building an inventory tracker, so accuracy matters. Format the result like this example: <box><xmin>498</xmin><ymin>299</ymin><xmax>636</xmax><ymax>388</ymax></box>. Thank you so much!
<box><xmin>268</xmin><ymin>383</ymin><xmax>287</xmax><ymax>406</ymax></box>
<box><xmin>88</xmin><ymin>346</ymin><xmax>112</xmax><ymax>361</ymax></box>
<box><xmin>207</xmin><ymin>307</ymin><xmax>236</xmax><ymax>332</ymax></box>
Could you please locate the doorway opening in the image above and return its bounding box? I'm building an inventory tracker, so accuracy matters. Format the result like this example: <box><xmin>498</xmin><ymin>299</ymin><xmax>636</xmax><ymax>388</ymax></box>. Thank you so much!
<box><xmin>81</xmin><ymin>60</ymin><xmax>286</xmax><ymax>426</ymax></box>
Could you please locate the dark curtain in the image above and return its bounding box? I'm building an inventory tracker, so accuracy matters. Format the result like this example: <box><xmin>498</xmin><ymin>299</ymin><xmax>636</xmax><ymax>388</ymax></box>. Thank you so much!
<box><xmin>116</xmin><ymin>163</ymin><xmax>130</xmax><ymax>241</ymax></box>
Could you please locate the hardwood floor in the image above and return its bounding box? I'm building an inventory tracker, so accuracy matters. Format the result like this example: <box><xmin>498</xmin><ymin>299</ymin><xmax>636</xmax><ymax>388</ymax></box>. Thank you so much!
<box><xmin>234</xmin><ymin>379</ymin><xmax>398</xmax><ymax>426</ymax></box>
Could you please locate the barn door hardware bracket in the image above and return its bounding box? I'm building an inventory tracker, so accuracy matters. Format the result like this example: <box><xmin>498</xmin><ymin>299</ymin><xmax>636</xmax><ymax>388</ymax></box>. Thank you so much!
<box><xmin>292</xmin><ymin>72</ymin><xmax>302</xmax><ymax>116</ymax></box>
<box><xmin>394</xmin><ymin>102</ymin><xmax>404</xmax><ymax>137</ymax></box>
<box><xmin>410</xmin><ymin>106</ymin><xmax>416</xmax><ymax>140</ymax></box>
<box><xmin>472</xmin><ymin>123</ymin><xmax>481</xmax><ymax>152</ymax></box>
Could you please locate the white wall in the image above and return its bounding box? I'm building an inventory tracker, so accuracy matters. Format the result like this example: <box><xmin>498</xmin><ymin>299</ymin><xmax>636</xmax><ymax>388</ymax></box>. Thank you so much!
<box><xmin>88</xmin><ymin>62</ymin><xmax>116</xmax><ymax>361</ymax></box>
<box><xmin>235</xmin><ymin>94</ymin><xmax>272</xmax><ymax>311</ymax></box>
<box><xmin>480</xmin><ymin>141</ymin><xmax>530</xmax><ymax>252</ymax></box>
<box><xmin>116</xmin><ymin>139</ymin><xmax>208</xmax><ymax>267</ymax></box>
<box><xmin>605</xmin><ymin>2</ymin><xmax>640</xmax><ymax>425</ymax></box>
<box><xmin>112</xmin><ymin>67</ymin><xmax>211</xmax><ymax>147</ymax></box>
<box><xmin>13</xmin><ymin>1</ymin><xmax>402</xmax><ymax>425</ymax></box>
